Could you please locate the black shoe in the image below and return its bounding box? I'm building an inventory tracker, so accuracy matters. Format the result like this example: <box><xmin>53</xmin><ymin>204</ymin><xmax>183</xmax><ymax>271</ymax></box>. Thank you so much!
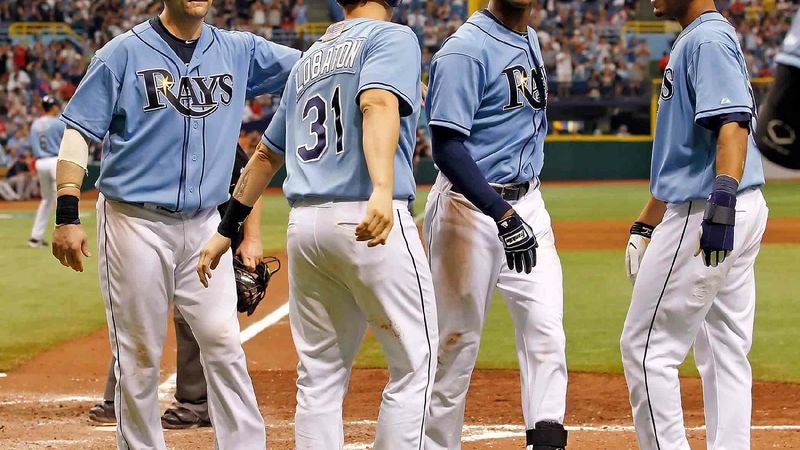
<box><xmin>88</xmin><ymin>400</ymin><xmax>116</xmax><ymax>424</ymax></box>
<box><xmin>161</xmin><ymin>406</ymin><xmax>212</xmax><ymax>429</ymax></box>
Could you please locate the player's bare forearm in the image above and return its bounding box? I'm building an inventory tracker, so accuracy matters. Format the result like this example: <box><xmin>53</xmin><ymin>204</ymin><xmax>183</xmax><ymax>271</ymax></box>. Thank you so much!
<box><xmin>636</xmin><ymin>196</ymin><xmax>667</xmax><ymax>227</ymax></box>
<box><xmin>55</xmin><ymin>160</ymin><xmax>86</xmax><ymax>198</ymax></box>
<box><xmin>52</xmin><ymin>128</ymin><xmax>92</xmax><ymax>272</ymax></box>
<box><xmin>716</xmin><ymin>122</ymin><xmax>749</xmax><ymax>181</ymax></box>
<box><xmin>360</xmin><ymin>89</ymin><xmax>400</xmax><ymax>193</ymax></box>
<box><xmin>233</xmin><ymin>140</ymin><xmax>284</xmax><ymax>207</ymax></box>
<box><xmin>356</xmin><ymin>89</ymin><xmax>400</xmax><ymax>246</ymax></box>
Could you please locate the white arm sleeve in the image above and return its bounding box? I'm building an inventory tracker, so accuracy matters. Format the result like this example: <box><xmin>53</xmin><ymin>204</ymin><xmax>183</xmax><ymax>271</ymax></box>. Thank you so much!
<box><xmin>57</xmin><ymin>127</ymin><xmax>90</xmax><ymax>172</ymax></box>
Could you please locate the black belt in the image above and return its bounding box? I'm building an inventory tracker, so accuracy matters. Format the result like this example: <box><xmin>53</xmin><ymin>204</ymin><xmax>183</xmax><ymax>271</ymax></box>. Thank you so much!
<box><xmin>452</xmin><ymin>181</ymin><xmax>531</xmax><ymax>201</ymax></box>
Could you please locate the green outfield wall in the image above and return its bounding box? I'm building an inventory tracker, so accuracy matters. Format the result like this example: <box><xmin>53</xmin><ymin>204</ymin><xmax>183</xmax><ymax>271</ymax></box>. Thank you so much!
<box><xmin>82</xmin><ymin>141</ymin><xmax>654</xmax><ymax>191</ymax></box>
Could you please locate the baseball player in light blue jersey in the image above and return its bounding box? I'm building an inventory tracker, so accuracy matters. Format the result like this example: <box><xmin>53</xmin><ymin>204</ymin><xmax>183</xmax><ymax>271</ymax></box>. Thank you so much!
<box><xmin>422</xmin><ymin>2</ymin><xmax>568</xmax><ymax>449</ymax></box>
<box><xmin>621</xmin><ymin>1</ymin><xmax>768</xmax><ymax>449</ymax></box>
<box><xmin>198</xmin><ymin>1</ymin><xmax>438</xmax><ymax>448</ymax></box>
<box><xmin>756</xmin><ymin>10</ymin><xmax>800</xmax><ymax>169</ymax></box>
<box><xmin>28</xmin><ymin>95</ymin><xmax>66</xmax><ymax>248</ymax></box>
<box><xmin>50</xmin><ymin>1</ymin><xmax>300</xmax><ymax>449</ymax></box>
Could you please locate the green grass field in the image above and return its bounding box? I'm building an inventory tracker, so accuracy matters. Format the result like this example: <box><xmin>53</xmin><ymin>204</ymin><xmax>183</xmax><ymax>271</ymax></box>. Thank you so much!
<box><xmin>1</xmin><ymin>182</ymin><xmax>798</xmax><ymax>382</ymax></box>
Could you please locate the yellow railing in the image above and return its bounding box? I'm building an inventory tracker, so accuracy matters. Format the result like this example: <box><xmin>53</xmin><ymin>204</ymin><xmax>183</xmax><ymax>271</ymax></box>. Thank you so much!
<box><xmin>8</xmin><ymin>22</ymin><xmax>82</xmax><ymax>41</ymax></box>
<box><xmin>295</xmin><ymin>22</ymin><xmax>331</xmax><ymax>36</ymax></box>
<box><xmin>623</xmin><ymin>20</ymin><xmax>682</xmax><ymax>34</ymax></box>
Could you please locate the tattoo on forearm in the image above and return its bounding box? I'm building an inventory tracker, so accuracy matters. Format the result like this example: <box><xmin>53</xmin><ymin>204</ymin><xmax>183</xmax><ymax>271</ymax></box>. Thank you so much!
<box><xmin>234</xmin><ymin>169</ymin><xmax>251</xmax><ymax>200</ymax></box>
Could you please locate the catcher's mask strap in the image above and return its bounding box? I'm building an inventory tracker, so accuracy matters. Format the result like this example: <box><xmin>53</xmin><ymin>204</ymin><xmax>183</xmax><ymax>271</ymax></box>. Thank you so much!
<box><xmin>263</xmin><ymin>256</ymin><xmax>282</xmax><ymax>276</ymax></box>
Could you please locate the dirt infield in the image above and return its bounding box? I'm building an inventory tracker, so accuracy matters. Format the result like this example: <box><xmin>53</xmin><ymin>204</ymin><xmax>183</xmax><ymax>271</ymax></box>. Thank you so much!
<box><xmin>3</xmin><ymin>250</ymin><xmax>800</xmax><ymax>449</ymax></box>
<box><xmin>1</xmin><ymin>195</ymin><xmax>799</xmax><ymax>448</ymax></box>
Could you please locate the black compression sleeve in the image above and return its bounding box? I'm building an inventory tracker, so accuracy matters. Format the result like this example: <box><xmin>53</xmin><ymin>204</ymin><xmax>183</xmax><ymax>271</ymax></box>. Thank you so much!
<box><xmin>430</xmin><ymin>125</ymin><xmax>511</xmax><ymax>221</ymax></box>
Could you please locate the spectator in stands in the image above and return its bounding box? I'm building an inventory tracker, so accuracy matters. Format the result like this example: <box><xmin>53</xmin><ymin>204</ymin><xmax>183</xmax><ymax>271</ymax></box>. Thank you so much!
<box><xmin>5</xmin><ymin>150</ymin><xmax>37</xmax><ymax>200</ymax></box>
<box><xmin>556</xmin><ymin>47</ymin><xmax>573</xmax><ymax>98</ymax></box>
<box><xmin>292</xmin><ymin>0</ymin><xmax>308</xmax><ymax>26</ymax></box>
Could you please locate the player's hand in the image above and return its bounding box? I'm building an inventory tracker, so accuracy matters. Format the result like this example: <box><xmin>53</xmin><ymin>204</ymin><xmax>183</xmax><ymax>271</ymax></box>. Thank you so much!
<box><xmin>421</xmin><ymin>82</ymin><xmax>428</xmax><ymax>108</ymax></box>
<box><xmin>496</xmin><ymin>210</ymin><xmax>537</xmax><ymax>274</ymax></box>
<box><xmin>693</xmin><ymin>188</ymin><xmax>736</xmax><ymax>267</ymax></box>
<box><xmin>52</xmin><ymin>224</ymin><xmax>91</xmax><ymax>272</ymax></box>
<box><xmin>625</xmin><ymin>222</ymin><xmax>654</xmax><ymax>285</ymax></box>
<box><xmin>356</xmin><ymin>188</ymin><xmax>394</xmax><ymax>247</ymax></box>
<box><xmin>197</xmin><ymin>233</ymin><xmax>232</xmax><ymax>288</ymax></box>
<box><xmin>235</xmin><ymin>236</ymin><xmax>263</xmax><ymax>272</ymax></box>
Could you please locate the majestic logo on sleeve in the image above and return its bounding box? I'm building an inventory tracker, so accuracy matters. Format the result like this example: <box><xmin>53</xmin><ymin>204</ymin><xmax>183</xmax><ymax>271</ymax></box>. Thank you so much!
<box><xmin>502</xmin><ymin>65</ymin><xmax>547</xmax><ymax>111</ymax></box>
<box><xmin>660</xmin><ymin>68</ymin><xmax>674</xmax><ymax>101</ymax></box>
<box><xmin>137</xmin><ymin>69</ymin><xmax>233</xmax><ymax>118</ymax></box>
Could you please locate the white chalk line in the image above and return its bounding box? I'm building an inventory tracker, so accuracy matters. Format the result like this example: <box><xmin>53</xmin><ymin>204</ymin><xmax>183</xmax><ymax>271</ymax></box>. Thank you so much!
<box><xmin>157</xmin><ymin>301</ymin><xmax>290</xmax><ymax>400</ymax></box>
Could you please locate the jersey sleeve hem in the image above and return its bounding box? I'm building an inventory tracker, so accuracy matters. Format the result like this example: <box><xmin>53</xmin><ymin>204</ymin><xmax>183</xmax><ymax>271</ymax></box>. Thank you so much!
<box><xmin>358</xmin><ymin>82</ymin><xmax>415</xmax><ymax>117</ymax></box>
<box><xmin>695</xmin><ymin>104</ymin><xmax>753</xmax><ymax>124</ymax></box>
<box><xmin>59</xmin><ymin>114</ymin><xmax>105</xmax><ymax>143</ymax></box>
<box><xmin>776</xmin><ymin>54</ymin><xmax>800</xmax><ymax>70</ymax></box>
<box><xmin>429</xmin><ymin>118</ymin><xmax>472</xmax><ymax>137</ymax></box>
<box><xmin>262</xmin><ymin>134</ymin><xmax>286</xmax><ymax>155</ymax></box>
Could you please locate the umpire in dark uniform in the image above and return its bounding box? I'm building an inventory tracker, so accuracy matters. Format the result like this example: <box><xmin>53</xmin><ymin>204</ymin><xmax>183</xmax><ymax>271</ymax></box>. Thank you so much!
<box><xmin>89</xmin><ymin>141</ymin><xmax>265</xmax><ymax>428</ymax></box>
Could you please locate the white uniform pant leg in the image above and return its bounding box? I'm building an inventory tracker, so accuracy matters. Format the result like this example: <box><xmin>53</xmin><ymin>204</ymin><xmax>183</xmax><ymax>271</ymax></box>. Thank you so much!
<box><xmin>346</xmin><ymin>206</ymin><xmax>438</xmax><ymax>450</ymax></box>
<box><xmin>693</xmin><ymin>190</ymin><xmax>767</xmax><ymax>450</ymax></box>
<box><xmin>496</xmin><ymin>189</ymin><xmax>567</xmax><ymax>428</ymax></box>
<box><xmin>97</xmin><ymin>197</ymin><xmax>172</xmax><ymax>450</ymax></box>
<box><xmin>423</xmin><ymin>183</ymin><xmax>502</xmax><ymax>450</ymax></box>
<box><xmin>173</xmin><ymin>207</ymin><xmax>265</xmax><ymax>450</ymax></box>
<box><xmin>621</xmin><ymin>189</ymin><xmax>767</xmax><ymax>450</ymax></box>
<box><xmin>31</xmin><ymin>157</ymin><xmax>57</xmax><ymax>241</ymax></box>
<box><xmin>289</xmin><ymin>205</ymin><xmax>369</xmax><ymax>450</ymax></box>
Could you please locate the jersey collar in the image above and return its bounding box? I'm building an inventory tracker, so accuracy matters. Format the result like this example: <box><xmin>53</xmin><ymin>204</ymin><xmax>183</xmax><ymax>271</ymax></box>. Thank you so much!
<box><xmin>133</xmin><ymin>20</ymin><xmax>215</xmax><ymax>73</ymax></box>
<box><xmin>477</xmin><ymin>9</ymin><xmax>531</xmax><ymax>41</ymax></box>
<box><xmin>676</xmin><ymin>10</ymin><xmax>725</xmax><ymax>43</ymax></box>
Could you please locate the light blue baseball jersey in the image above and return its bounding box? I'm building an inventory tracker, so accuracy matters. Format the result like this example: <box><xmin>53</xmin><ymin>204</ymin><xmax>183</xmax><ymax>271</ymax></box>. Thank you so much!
<box><xmin>61</xmin><ymin>20</ymin><xmax>300</xmax><ymax>211</ymax></box>
<box><xmin>29</xmin><ymin>116</ymin><xmax>66</xmax><ymax>158</ymax></box>
<box><xmin>425</xmin><ymin>10</ymin><xmax>548</xmax><ymax>184</ymax></box>
<box><xmin>776</xmin><ymin>10</ymin><xmax>800</xmax><ymax>69</ymax></box>
<box><xmin>651</xmin><ymin>12</ymin><xmax>764</xmax><ymax>203</ymax></box>
<box><xmin>263</xmin><ymin>19</ymin><xmax>421</xmax><ymax>203</ymax></box>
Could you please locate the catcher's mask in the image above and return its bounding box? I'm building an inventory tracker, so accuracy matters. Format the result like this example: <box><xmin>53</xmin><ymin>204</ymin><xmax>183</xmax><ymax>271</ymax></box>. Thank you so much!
<box><xmin>234</xmin><ymin>256</ymin><xmax>281</xmax><ymax>316</ymax></box>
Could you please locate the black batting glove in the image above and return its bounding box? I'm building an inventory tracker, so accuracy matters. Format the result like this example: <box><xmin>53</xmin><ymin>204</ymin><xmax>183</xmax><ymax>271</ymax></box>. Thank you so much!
<box><xmin>496</xmin><ymin>211</ymin><xmax>538</xmax><ymax>274</ymax></box>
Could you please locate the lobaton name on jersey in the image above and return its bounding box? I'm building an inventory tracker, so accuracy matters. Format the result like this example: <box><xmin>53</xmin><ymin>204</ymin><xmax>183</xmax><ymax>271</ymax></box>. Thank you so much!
<box><xmin>295</xmin><ymin>38</ymin><xmax>365</xmax><ymax>97</ymax></box>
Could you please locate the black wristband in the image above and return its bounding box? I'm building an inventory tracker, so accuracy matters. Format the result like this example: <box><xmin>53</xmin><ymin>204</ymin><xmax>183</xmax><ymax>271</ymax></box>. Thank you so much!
<box><xmin>630</xmin><ymin>221</ymin><xmax>654</xmax><ymax>239</ymax></box>
<box><xmin>218</xmin><ymin>198</ymin><xmax>253</xmax><ymax>239</ymax></box>
<box><xmin>55</xmin><ymin>195</ymin><xmax>81</xmax><ymax>225</ymax></box>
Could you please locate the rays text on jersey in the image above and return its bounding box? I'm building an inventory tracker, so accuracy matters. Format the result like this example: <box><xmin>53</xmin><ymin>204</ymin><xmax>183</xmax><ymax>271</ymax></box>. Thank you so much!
<box><xmin>137</xmin><ymin>69</ymin><xmax>234</xmax><ymax>118</ymax></box>
<box><xmin>501</xmin><ymin>65</ymin><xmax>547</xmax><ymax>111</ymax></box>
<box><xmin>295</xmin><ymin>38</ymin><xmax>365</xmax><ymax>98</ymax></box>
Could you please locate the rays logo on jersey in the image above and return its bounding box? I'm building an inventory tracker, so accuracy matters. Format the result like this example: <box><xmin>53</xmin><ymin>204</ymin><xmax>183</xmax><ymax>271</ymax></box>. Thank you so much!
<box><xmin>137</xmin><ymin>69</ymin><xmax>234</xmax><ymax>118</ymax></box>
<box><xmin>660</xmin><ymin>68</ymin><xmax>674</xmax><ymax>101</ymax></box>
<box><xmin>295</xmin><ymin>38</ymin><xmax>365</xmax><ymax>97</ymax></box>
<box><xmin>502</xmin><ymin>65</ymin><xmax>547</xmax><ymax>111</ymax></box>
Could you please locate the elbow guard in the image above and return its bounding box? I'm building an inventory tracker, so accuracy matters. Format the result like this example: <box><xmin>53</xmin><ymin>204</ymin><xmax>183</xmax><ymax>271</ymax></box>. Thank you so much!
<box><xmin>756</xmin><ymin>64</ymin><xmax>800</xmax><ymax>169</ymax></box>
<box><xmin>57</xmin><ymin>127</ymin><xmax>91</xmax><ymax>172</ymax></box>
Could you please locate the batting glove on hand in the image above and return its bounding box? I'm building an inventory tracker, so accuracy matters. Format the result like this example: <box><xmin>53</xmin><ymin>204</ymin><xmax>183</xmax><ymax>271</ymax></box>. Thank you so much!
<box><xmin>694</xmin><ymin>176</ymin><xmax>737</xmax><ymax>267</ymax></box>
<box><xmin>497</xmin><ymin>211</ymin><xmax>538</xmax><ymax>274</ymax></box>
<box><xmin>625</xmin><ymin>222</ymin><xmax>654</xmax><ymax>285</ymax></box>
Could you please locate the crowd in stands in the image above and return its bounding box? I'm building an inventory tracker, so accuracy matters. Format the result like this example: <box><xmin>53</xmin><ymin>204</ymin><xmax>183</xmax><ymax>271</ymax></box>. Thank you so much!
<box><xmin>1</xmin><ymin>0</ymin><xmax>798</xmax><ymax>199</ymax></box>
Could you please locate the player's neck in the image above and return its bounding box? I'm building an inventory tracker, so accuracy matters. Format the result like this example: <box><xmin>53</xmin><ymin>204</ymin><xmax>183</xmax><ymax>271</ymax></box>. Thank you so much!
<box><xmin>487</xmin><ymin>2</ymin><xmax>531</xmax><ymax>33</ymax></box>
<box><xmin>344</xmin><ymin>2</ymin><xmax>391</xmax><ymax>21</ymax></box>
<box><xmin>159</xmin><ymin>10</ymin><xmax>203</xmax><ymax>41</ymax></box>
<box><xmin>677</xmin><ymin>1</ymin><xmax>717</xmax><ymax>29</ymax></box>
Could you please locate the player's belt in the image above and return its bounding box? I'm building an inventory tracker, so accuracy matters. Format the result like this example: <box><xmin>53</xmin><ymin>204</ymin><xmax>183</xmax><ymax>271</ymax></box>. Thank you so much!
<box><xmin>452</xmin><ymin>180</ymin><xmax>534</xmax><ymax>201</ymax></box>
